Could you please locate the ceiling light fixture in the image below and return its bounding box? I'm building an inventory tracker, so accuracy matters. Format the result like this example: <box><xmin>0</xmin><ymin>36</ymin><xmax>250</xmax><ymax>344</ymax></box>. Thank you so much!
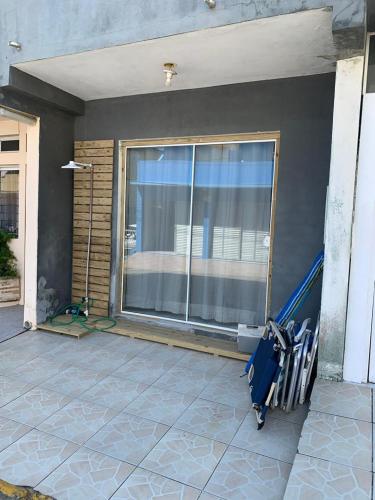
<box><xmin>163</xmin><ymin>63</ymin><xmax>177</xmax><ymax>87</ymax></box>
<box><xmin>8</xmin><ymin>41</ymin><xmax>22</xmax><ymax>50</ymax></box>
<box><xmin>204</xmin><ymin>0</ymin><xmax>216</xmax><ymax>8</ymax></box>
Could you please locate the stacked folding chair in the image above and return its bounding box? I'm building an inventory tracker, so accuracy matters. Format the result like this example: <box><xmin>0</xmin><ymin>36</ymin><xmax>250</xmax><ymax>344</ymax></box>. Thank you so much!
<box><xmin>245</xmin><ymin>250</ymin><xmax>323</xmax><ymax>429</ymax></box>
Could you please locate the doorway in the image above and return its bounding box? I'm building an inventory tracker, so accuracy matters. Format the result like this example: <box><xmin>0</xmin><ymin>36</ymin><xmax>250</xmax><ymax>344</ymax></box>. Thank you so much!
<box><xmin>0</xmin><ymin>107</ymin><xmax>39</xmax><ymax>331</ymax></box>
<box><xmin>120</xmin><ymin>134</ymin><xmax>278</xmax><ymax>331</ymax></box>
<box><xmin>0</xmin><ymin>118</ymin><xmax>26</xmax><ymax>305</ymax></box>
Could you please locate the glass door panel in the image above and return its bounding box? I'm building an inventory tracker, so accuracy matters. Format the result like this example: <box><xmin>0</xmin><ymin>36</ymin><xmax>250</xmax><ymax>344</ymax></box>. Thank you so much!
<box><xmin>188</xmin><ymin>142</ymin><xmax>275</xmax><ymax>328</ymax></box>
<box><xmin>122</xmin><ymin>145</ymin><xmax>193</xmax><ymax>320</ymax></box>
<box><xmin>0</xmin><ymin>168</ymin><xmax>19</xmax><ymax>236</ymax></box>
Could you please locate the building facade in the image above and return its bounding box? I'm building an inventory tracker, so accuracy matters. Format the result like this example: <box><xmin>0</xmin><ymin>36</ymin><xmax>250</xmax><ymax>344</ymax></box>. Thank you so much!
<box><xmin>0</xmin><ymin>0</ymin><xmax>372</xmax><ymax>382</ymax></box>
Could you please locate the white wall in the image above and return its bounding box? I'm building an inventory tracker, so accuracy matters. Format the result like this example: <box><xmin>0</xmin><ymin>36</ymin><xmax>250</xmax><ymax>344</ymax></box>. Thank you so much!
<box><xmin>344</xmin><ymin>93</ymin><xmax>375</xmax><ymax>383</ymax></box>
<box><xmin>318</xmin><ymin>56</ymin><xmax>364</xmax><ymax>380</ymax></box>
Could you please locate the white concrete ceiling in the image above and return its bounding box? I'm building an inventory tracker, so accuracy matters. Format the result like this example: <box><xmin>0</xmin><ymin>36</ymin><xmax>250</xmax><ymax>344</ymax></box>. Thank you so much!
<box><xmin>15</xmin><ymin>8</ymin><xmax>336</xmax><ymax>101</ymax></box>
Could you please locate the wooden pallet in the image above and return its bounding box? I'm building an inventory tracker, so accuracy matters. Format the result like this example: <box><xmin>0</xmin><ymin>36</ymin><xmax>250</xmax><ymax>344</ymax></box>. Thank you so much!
<box><xmin>38</xmin><ymin>315</ymin><xmax>248</xmax><ymax>361</ymax></box>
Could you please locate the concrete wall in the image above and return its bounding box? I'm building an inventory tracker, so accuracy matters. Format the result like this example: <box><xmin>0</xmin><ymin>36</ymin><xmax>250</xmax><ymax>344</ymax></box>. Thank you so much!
<box><xmin>0</xmin><ymin>89</ymin><xmax>75</xmax><ymax>322</ymax></box>
<box><xmin>75</xmin><ymin>73</ymin><xmax>335</xmax><ymax>325</ymax></box>
<box><xmin>0</xmin><ymin>0</ymin><xmax>365</xmax><ymax>89</ymax></box>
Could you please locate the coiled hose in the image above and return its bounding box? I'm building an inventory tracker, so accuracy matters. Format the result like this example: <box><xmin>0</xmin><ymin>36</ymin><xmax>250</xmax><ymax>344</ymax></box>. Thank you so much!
<box><xmin>48</xmin><ymin>301</ymin><xmax>117</xmax><ymax>334</ymax></box>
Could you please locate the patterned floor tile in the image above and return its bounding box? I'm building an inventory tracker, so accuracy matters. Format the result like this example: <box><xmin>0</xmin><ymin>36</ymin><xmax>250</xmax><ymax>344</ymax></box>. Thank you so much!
<box><xmin>0</xmin><ymin>416</ymin><xmax>31</xmax><ymax>452</ymax></box>
<box><xmin>0</xmin><ymin>348</ymin><xmax>37</xmax><ymax>372</ymax></box>
<box><xmin>0</xmin><ymin>429</ymin><xmax>78</xmax><ymax>487</ymax></box>
<box><xmin>113</xmin><ymin>355</ymin><xmax>176</xmax><ymax>385</ymax></box>
<box><xmin>140</xmin><ymin>428</ymin><xmax>226</xmax><ymax>489</ymax></box>
<box><xmin>8</xmin><ymin>356</ymin><xmax>65</xmax><ymax>384</ymax></box>
<box><xmin>68</xmin><ymin>346</ymin><xmax>134</xmax><ymax>373</ymax></box>
<box><xmin>199</xmin><ymin>375</ymin><xmax>250</xmax><ymax>410</ymax></box>
<box><xmin>231</xmin><ymin>413</ymin><xmax>301</xmax><ymax>463</ymax></box>
<box><xmin>80</xmin><ymin>375</ymin><xmax>148</xmax><ymax>411</ymax></box>
<box><xmin>199</xmin><ymin>493</ymin><xmax>223</xmax><ymax>500</ymax></box>
<box><xmin>310</xmin><ymin>379</ymin><xmax>372</xmax><ymax>422</ymax></box>
<box><xmin>6</xmin><ymin>331</ymin><xmax>68</xmax><ymax>355</ymax></box>
<box><xmin>179</xmin><ymin>351</ymin><xmax>227</xmax><ymax>375</ymax></box>
<box><xmin>37</xmin><ymin>399</ymin><xmax>116</xmax><ymax>445</ymax></box>
<box><xmin>109</xmin><ymin>336</ymin><xmax>151</xmax><ymax>356</ymax></box>
<box><xmin>38</xmin><ymin>447</ymin><xmax>134</xmax><ymax>500</ymax></box>
<box><xmin>298</xmin><ymin>411</ymin><xmax>372</xmax><ymax>471</ymax></box>
<box><xmin>269</xmin><ymin>403</ymin><xmax>309</xmax><ymax>426</ymax></box>
<box><xmin>86</xmin><ymin>412</ymin><xmax>169</xmax><ymax>465</ymax></box>
<box><xmin>41</xmin><ymin>365</ymin><xmax>106</xmax><ymax>397</ymax></box>
<box><xmin>42</xmin><ymin>343</ymin><xmax>89</xmax><ymax>364</ymax></box>
<box><xmin>138</xmin><ymin>343</ymin><xmax>186</xmax><ymax>364</ymax></box>
<box><xmin>0</xmin><ymin>374</ymin><xmax>34</xmax><ymax>407</ymax></box>
<box><xmin>125</xmin><ymin>385</ymin><xmax>194</xmax><ymax>425</ymax></box>
<box><xmin>74</xmin><ymin>332</ymin><xmax>119</xmax><ymax>349</ymax></box>
<box><xmin>218</xmin><ymin>359</ymin><xmax>246</xmax><ymax>378</ymax></box>
<box><xmin>174</xmin><ymin>398</ymin><xmax>247</xmax><ymax>444</ymax></box>
<box><xmin>0</xmin><ymin>387</ymin><xmax>71</xmax><ymax>426</ymax></box>
<box><xmin>205</xmin><ymin>446</ymin><xmax>291</xmax><ymax>500</ymax></box>
<box><xmin>284</xmin><ymin>453</ymin><xmax>372</xmax><ymax>499</ymax></box>
<box><xmin>154</xmin><ymin>365</ymin><xmax>214</xmax><ymax>397</ymax></box>
<box><xmin>45</xmin><ymin>343</ymin><xmax>108</xmax><ymax>368</ymax></box>
<box><xmin>112</xmin><ymin>467</ymin><xmax>200</xmax><ymax>499</ymax></box>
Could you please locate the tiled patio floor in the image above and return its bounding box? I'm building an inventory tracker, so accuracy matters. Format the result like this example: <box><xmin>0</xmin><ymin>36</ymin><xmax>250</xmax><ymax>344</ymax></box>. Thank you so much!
<box><xmin>0</xmin><ymin>329</ymin><xmax>304</xmax><ymax>499</ymax></box>
<box><xmin>284</xmin><ymin>379</ymin><xmax>374</xmax><ymax>499</ymax></box>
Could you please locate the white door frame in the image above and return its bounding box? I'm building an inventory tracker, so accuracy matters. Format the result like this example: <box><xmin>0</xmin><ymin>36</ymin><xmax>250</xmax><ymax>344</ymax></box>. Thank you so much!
<box><xmin>24</xmin><ymin>117</ymin><xmax>40</xmax><ymax>329</ymax></box>
<box><xmin>0</xmin><ymin>106</ymin><xmax>40</xmax><ymax>329</ymax></box>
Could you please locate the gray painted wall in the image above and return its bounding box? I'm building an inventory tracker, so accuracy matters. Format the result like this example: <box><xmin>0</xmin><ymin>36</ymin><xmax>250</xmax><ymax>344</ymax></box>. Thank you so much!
<box><xmin>0</xmin><ymin>89</ymin><xmax>75</xmax><ymax>322</ymax></box>
<box><xmin>75</xmin><ymin>73</ymin><xmax>335</xmax><ymax>326</ymax></box>
<box><xmin>0</xmin><ymin>0</ymin><xmax>365</xmax><ymax>88</ymax></box>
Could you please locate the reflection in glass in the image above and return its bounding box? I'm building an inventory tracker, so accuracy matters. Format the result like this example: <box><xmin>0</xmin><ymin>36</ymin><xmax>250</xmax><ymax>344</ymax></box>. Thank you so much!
<box><xmin>0</xmin><ymin>169</ymin><xmax>19</xmax><ymax>237</ymax></box>
<box><xmin>367</xmin><ymin>36</ymin><xmax>375</xmax><ymax>94</ymax></box>
<box><xmin>122</xmin><ymin>146</ymin><xmax>193</xmax><ymax>320</ymax></box>
<box><xmin>122</xmin><ymin>141</ymin><xmax>275</xmax><ymax>329</ymax></box>
<box><xmin>188</xmin><ymin>143</ymin><xmax>275</xmax><ymax>328</ymax></box>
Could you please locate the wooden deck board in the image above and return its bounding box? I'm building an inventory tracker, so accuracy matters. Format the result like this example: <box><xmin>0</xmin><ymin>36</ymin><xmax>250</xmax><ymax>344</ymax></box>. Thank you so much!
<box><xmin>38</xmin><ymin>316</ymin><xmax>248</xmax><ymax>360</ymax></box>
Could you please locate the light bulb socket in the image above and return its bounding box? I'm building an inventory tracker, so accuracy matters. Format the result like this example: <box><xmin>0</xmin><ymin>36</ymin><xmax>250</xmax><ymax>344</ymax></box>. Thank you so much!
<box><xmin>204</xmin><ymin>0</ymin><xmax>216</xmax><ymax>8</ymax></box>
<box><xmin>163</xmin><ymin>63</ymin><xmax>177</xmax><ymax>87</ymax></box>
<box><xmin>9</xmin><ymin>41</ymin><xmax>22</xmax><ymax>50</ymax></box>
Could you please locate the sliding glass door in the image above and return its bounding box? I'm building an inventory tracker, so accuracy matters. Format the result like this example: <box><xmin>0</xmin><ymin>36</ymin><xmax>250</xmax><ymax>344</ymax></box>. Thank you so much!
<box><xmin>122</xmin><ymin>139</ymin><xmax>276</xmax><ymax>330</ymax></box>
<box><xmin>122</xmin><ymin>145</ymin><xmax>193</xmax><ymax>321</ymax></box>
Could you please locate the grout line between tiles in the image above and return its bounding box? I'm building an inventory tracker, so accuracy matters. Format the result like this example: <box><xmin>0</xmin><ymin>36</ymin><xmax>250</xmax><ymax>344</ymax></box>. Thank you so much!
<box><xmin>107</xmin><ymin>466</ymin><xmax>203</xmax><ymax>499</ymax></box>
<box><xmin>309</xmin><ymin>406</ymin><xmax>373</xmax><ymax>423</ymax></box>
<box><xmin>307</xmin><ymin>407</ymin><xmax>374</xmax><ymax>424</ymax></box>
<box><xmin>297</xmin><ymin>451</ymin><xmax>373</xmax><ymax>473</ymax></box>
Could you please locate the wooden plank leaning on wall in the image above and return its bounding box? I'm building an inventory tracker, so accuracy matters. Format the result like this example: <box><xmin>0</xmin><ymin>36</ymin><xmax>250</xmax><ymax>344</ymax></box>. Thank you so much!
<box><xmin>71</xmin><ymin>140</ymin><xmax>114</xmax><ymax>316</ymax></box>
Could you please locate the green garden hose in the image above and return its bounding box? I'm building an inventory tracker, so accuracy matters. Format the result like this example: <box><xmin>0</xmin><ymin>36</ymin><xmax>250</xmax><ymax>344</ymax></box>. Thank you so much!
<box><xmin>48</xmin><ymin>301</ymin><xmax>117</xmax><ymax>334</ymax></box>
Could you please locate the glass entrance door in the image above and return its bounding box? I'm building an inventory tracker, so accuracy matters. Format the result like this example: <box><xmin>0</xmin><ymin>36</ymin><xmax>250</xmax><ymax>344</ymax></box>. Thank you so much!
<box><xmin>122</xmin><ymin>139</ymin><xmax>276</xmax><ymax>330</ymax></box>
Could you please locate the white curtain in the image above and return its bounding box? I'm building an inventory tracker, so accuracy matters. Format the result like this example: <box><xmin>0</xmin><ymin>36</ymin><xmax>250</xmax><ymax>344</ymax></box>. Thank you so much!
<box><xmin>189</xmin><ymin>142</ymin><xmax>274</xmax><ymax>327</ymax></box>
<box><xmin>123</xmin><ymin>146</ymin><xmax>192</xmax><ymax>321</ymax></box>
<box><xmin>122</xmin><ymin>141</ymin><xmax>275</xmax><ymax>328</ymax></box>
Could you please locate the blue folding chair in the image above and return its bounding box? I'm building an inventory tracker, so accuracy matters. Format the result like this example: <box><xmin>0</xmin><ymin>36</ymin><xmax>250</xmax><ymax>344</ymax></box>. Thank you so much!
<box><xmin>245</xmin><ymin>250</ymin><xmax>323</xmax><ymax>429</ymax></box>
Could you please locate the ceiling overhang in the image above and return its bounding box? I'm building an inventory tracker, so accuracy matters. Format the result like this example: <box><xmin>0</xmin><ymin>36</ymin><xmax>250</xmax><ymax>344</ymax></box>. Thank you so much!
<box><xmin>14</xmin><ymin>8</ymin><xmax>337</xmax><ymax>101</ymax></box>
